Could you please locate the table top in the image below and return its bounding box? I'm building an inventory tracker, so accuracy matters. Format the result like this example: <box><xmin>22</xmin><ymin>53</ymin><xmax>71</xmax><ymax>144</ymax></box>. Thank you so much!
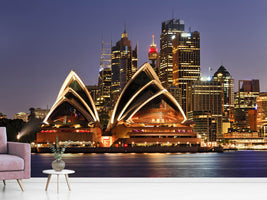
<box><xmin>42</xmin><ymin>169</ymin><xmax>75</xmax><ymax>175</ymax></box>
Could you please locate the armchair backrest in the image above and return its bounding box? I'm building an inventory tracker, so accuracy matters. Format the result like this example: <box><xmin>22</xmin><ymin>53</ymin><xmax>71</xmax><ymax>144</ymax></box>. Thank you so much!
<box><xmin>0</xmin><ymin>127</ymin><xmax>7</xmax><ymax>153</ymax></box>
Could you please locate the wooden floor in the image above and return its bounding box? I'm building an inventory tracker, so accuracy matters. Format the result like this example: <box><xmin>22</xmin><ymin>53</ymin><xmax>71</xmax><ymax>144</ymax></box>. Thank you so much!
<box><xmin>0</xmin><ymin>178</ymin><xmax>266</xmax><ymax>200</ymax></box>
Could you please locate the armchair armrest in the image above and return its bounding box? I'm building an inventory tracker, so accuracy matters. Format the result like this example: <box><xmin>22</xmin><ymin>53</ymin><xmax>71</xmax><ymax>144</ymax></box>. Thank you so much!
<box><xmin>7</xmin><ymin>142</ymin><xmax>30</xmax><ymax>158</ymax></box>
<box><xmin>7</xmin><ymin>142</ymin><xmax>31</xmax><ymax>178</ymax></box>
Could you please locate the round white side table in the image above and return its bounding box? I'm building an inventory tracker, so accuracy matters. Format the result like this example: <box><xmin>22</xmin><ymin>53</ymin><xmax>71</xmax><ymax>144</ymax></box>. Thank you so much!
<box><xmin>43</xmin><ymin>169</ymin><xmax>75</xmax><ymax>193</ymax></box>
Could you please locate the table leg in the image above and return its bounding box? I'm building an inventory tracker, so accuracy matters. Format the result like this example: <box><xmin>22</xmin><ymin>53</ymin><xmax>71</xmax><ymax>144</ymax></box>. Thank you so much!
<box><xmin>45</xmin><ymin>174</ymin><xmax>52</xmax><ymax>191</ymax></box>
<box><xmin>57</xmin><ymin>175</ymin><xmax>59</xmax><ymax>193</ymax></box>
<box><xmin>65</xmin><ymin>174</ymin><xmax>71</xmax><ymax>191</ymax></box>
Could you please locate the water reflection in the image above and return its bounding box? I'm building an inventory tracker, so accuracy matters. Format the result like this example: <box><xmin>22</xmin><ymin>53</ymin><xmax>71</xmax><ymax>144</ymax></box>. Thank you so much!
<box><xmin>31</xmin><ymin>151</ymin><xmax>267</xmax><ymax>177</ymax></box>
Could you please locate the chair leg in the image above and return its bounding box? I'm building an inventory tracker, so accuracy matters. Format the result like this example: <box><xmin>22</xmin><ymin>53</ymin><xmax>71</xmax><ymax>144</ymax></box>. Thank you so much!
<box><xmin>3</xmin><ymin>180</ymin><xmax>6</xmax><ymax>185</ymax></box>
<box><xmin>17</xmin><ymin>179</ymin><xmax>24</xmax><ymax>191</ymax></box>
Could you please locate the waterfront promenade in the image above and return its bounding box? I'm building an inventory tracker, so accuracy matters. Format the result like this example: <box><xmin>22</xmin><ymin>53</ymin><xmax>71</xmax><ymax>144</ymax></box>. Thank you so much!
<box><xmin>33</xmin><ymin>146</ymin><xmax>223</xmax><ymax>153</ymax></box>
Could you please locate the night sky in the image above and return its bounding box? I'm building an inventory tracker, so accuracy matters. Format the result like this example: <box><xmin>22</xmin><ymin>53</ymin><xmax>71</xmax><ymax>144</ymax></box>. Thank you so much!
<box><xmin>1</xmin><ymin>0</ymin><xmax>267</xmax><ymax>118</ymax></box>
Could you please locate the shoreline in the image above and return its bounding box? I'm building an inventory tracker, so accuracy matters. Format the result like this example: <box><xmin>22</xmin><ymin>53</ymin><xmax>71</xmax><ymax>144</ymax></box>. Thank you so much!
<box><xmin>32</xmin><ymin>146</ymin><xmax>224</xmax><ymax>153</ymax></box>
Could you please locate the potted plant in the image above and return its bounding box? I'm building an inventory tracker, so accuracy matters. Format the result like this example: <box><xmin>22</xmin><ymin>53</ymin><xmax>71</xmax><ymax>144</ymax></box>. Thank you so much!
<box><xmin>48</xmin><ymin>137</ymin><xmax>71</xmax><ymax>171</ymax></box>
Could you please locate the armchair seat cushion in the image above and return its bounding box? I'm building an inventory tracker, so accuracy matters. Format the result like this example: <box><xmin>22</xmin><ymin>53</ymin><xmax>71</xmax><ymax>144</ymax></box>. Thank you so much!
<box><xmin>0</xmin><ymin>154</ymin><xmax>24</xmax><ymax>171</ymax></box>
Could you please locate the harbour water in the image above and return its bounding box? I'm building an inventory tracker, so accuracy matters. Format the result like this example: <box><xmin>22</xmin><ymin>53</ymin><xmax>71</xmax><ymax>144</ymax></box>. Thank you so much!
<box><xmin>31</xmin><ymin>151</ymin><xmax>267</xmax><ymax>177</ymax></box>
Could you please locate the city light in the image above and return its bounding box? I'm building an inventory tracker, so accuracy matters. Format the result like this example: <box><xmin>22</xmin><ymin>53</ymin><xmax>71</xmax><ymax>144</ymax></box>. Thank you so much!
<box><xmin>200</xmin><ymin>76</ymin><xmax>212</xmax><ymax>81</ymax></box>
<box><xmin>10</xmin><ymin>13</ymin><xmax>266</xmax><ymax>158</ymax></box>
<box><xmin>181</xmin><ymin>32</ymin><xmax>191</xmax><ymax>37</ymax></box>
<box><xmin>149</xmin><ymin>47</ymin><xmax>157</xmax><ymax>54</ymax></box>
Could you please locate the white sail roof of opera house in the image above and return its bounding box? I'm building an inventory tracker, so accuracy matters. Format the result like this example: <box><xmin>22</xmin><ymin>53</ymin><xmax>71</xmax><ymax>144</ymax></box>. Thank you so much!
<box><xmin>43</xmin><ymin>70</ymin><xmax>99</xmax><ymax>126</ymax></box>
<box><xmin>108</xmin><ymin>62</ymin><xmax>187</xmax><ymax>128</ymax></box>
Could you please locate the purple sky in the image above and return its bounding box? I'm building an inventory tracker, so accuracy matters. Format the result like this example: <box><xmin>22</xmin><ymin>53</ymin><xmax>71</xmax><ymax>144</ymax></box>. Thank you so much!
<box><xmin>1</xmin><ymin>0</ymin><xmax>267</xmax><ymax>118</ymax></box>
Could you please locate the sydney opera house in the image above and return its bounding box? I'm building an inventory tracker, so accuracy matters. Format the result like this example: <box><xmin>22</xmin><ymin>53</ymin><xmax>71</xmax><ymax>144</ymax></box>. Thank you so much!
<box><xmin>36</xmin><ymin>63</ymin><xmax>201</xmax><ymax>147</ymax></box>
<box><xmin>36</xmin><ymin>71</ymin><xmax>102</xmax><ymax>147</ymax></box>
<box><xmin>106</xmin><ymin>63</ymin><xmax>201</xmax><ymax>147</ymax></box>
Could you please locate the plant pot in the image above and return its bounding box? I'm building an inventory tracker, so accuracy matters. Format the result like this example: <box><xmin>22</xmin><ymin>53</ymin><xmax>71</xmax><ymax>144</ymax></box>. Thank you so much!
<box><xmin>52</xmin><ymin>159</ymin><xmax>65</xmax><ymax>171</ymax></box>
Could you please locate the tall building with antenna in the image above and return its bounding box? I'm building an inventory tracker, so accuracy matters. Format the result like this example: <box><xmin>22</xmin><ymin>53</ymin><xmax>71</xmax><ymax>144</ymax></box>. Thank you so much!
<box><xmin>148</xmin><ymin>35</ymin><xmax>159</xmax><ymax>74</ymax></box>
<box><xmin>111</xmin><ymin>28</ymin><xmax>138</xmax><ymax>106</ymax></box>
<box><xmin>97</xmin><ymin>39</ymin><xmax>112</xmax><ymax>111</ymax></box>
<box><xmin>159</xmin><ymin>19</ymin><xmax>185</xmax><ymax>88</ymax></box>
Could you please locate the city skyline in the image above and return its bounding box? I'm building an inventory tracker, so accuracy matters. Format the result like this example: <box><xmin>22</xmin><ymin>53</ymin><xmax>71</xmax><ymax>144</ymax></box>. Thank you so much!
<box><xmin>1</xmin><ymin>0</ymin><xmax>267</xmax><ymax>118</ymax></box>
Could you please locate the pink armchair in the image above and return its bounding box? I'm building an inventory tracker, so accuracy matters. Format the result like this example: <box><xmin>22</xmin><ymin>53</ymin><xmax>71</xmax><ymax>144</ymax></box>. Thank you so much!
<box><xmin>0</xmin><ymin>127</ymin><xmax>31</xmax><ymax>191</ymax></box>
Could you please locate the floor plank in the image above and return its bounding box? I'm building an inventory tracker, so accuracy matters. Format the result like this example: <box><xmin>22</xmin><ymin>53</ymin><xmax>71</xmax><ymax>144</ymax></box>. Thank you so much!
<box><xmin>0</xmin><ymin>178</ymin><xmax>266</xmax><ymax>200</ymax></box>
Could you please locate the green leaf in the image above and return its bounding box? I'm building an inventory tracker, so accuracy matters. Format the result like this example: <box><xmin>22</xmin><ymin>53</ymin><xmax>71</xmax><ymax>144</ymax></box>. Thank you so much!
<box><xmin>47</xmin><ymin>138</ymin><xmax>70</xmax><ymax>160</ymax></box>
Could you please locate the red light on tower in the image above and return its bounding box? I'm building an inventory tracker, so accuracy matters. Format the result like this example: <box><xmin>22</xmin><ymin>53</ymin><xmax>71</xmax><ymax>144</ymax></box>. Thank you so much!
<box><xmin>148</xmin><ymin>35</ymin><xmax>158</xmax><ymax>60</ymax></box>
<box><xmin>149</xmin><ymin>47</ymin><xmax>157</xmax><ymax>54</ymax></box>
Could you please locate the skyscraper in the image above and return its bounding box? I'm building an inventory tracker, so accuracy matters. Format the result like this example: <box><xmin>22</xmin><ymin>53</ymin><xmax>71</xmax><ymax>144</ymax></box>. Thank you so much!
<box><xmin>234</xmin><ymin>79</ymin><xmax>260</xmax><ymax>130</ymax></box>
<box><xmin>97</xmin><ymin>40</ymin><xmax>112</xmax><ymax>111</ymax></box>
<box><xmin>256</xmin><ymin>92</ymin><xmax>267</xmax><ymax>136</ymax></box>
<box><xmin>159</xmin><ymin>19</ymin><xmax>185</xmax><ymax>88</ymax></box>
<box><xmin>86</xmin><ymin>85</ymin><xmax>98</xmax><ymax>103</ymax></box>
<box><xmin>97</xmin><ymin>68</ymin><xmax>111</xmax><ymax>110</ymax></box>
<box><xmin>248</xmin><ymin>109</ymin><xmax>257</xmax><ymax>131</ymax></box>
<box><xmin>172</xmin><ymin>31</ymin><xmax>200</xmax><ymax>113</ymax></box>
<box><xmin>213</xmin><ymin>65</ymin><xmax>235</xmax><ymax>122</ymax></box>
<box><xmin>111</xmin><ymin>29</ymin><xmax>138</xmax><ymax>105</ymax></box>
<box><xmin>188</xmin><ymin>79</ymin><xmax>223</xmax><ymax>141</ymax></box>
